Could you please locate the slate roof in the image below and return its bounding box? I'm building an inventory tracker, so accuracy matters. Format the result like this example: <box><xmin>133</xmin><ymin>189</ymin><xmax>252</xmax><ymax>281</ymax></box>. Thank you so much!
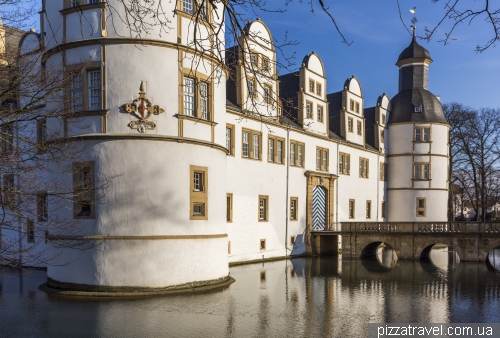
<box><xmin>364</xmin><ymin>106</ymin><xmax>376</xmax><ymax>149</ymax></box>
<box><xmin>327</xmin><ymin>91</ymin><xmax>342</xmax><ymax>136</ymax></box>
<box><xmin>278</xmin><ymin>72</ymin><xmax>300</xmax><ymax>122</ymax></box>
<box><xmin>397</xmin><ymin>33</ymin><xmax>432</xmax><ymax>63</ymax></box>
<box><xmin>389</xmin><ymin>88</ymin><xmax>447</xmax><ymax>125</ymax></box>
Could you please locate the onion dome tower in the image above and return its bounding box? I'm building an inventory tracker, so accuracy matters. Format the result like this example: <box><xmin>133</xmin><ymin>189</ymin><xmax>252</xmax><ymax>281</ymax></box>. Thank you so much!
<box><xmin>387</xmin><ymin>28</ymin><xmax>449</xmax><ymax>222</ymax></box>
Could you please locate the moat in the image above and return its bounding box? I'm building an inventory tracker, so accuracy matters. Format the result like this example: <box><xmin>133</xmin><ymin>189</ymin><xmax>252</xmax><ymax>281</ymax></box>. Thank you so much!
<box><xmin>1</xmin><ymin>250</ymin><xmax>499</xmax><ymax>337</ymax></box>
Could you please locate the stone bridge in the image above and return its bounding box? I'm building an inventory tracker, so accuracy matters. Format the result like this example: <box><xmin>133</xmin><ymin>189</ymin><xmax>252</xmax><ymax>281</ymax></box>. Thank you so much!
<box><xmin>311</xmin><ymin>222</ymin><xmax>500</xmax><ymax>262</ymax></box>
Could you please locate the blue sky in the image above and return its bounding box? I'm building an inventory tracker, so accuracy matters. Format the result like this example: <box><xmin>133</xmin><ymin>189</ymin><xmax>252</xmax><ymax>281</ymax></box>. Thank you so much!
<box><xmin>245</xmin><ymin>0</ymin><xmax>500</xmax><ymax>109</ymax></box>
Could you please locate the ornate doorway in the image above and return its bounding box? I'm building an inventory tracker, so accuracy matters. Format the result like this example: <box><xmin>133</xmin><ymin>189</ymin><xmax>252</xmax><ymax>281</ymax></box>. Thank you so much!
<box><xmin>312</xmin><ymin>186</ymin><xmax>327</xmax><ymax>230</ymax></box>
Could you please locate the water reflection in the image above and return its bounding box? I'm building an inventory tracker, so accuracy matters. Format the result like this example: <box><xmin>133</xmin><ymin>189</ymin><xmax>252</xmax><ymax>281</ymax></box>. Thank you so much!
<box><xmin>420</xmin><ymin>244</ymin><xmax>460</xmax><ymax>273</ymax></box>
<box><xmin>1</xmin><ymin>256</ymin><xmax>499</xmax><ymax>337</ymax></box>
<box><xmin>361</xmin><ymin>242</ymin><xmax>398</xmax><ymax>271</ymax></box>
<box><xmin>487</xmin><ymin>247</ymin><xmax>500</xmax><ymax>271</ymax></box>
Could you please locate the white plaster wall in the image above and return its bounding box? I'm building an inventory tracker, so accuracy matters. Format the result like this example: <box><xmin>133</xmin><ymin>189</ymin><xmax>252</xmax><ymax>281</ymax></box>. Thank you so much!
<box><xmin>48</xmin><ymin>236</ymin><xmax>228</xmax><ymax>287</ymax></box>
<box><xmin>67</xmin><ymin>116</ymin><xmax>102</xmax><ymax>136</ymax></box>
<box><xmin>66</xmin><ymin>9</ymin><xmax>101</xmax><ymax>43</ymax></box>
<box><xmin>387</xmin><ymin>190</ymin><xmax>448</xmax><ymax>221</ymax></box>
<box><xmin>307</xmin><ymin>54</ymin><xmax>324</xmax><ymax>75</ymax></box>
<box><xmin>301</xmin><ymin>68</ymin><xmax>328</xmax><ymax>136</ymax></box>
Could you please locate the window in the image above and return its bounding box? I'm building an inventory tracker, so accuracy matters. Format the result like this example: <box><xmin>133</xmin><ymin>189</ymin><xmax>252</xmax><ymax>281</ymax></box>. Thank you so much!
<box><xmin>37</xmin><ymin>119</ymin><xmax>47</xmax><ymax>144</ymax></box>
<box><xmin>1</xmin><ymin>124</ymin><xmax>13</xmax><ymax>154</ymax></box>
<box><xmin>381</xmin><ymin>201</ymin><xmax>386</xmax><ymax>218</ymax></box>
<box><xmin>88</xmin><ymin>70</ymin><xmax>101</xmax><ymax>110</ymax></box>
<box><xmin>413</xmin><ymin>163</ymin><xmax>430</xmax><ymax>180</ymax></box>
<box><xmin>183</xmin><ymin>77</ymin><xmax>211</xmax><ymax>120</ymax></box>
<box><xmin>317</xmin><ymin>105</ymin><xmax>324</xmax><ymax>122</ymax></box>
<box><xmin>264</xmin><ymin>85</ymin><xmax>272</xmax><ymax>104</ymax></box>
<box><xmin>416</xmin><ymin>198</ymin><xmax>426</xmax><ymax>217</ymax></box>
<box><xmin>366</xmin><ymin>200</ymin><xmax>371</xmax><ymax>219</ymax></box>
<box><xmin>247</xmin><ymin>78</ymin><xmax>256</xmax><ymax>98</ymax></box>
<box><xmin>348</xmin><ymin>117</ymin><xmax>353</xmax><ymax>133</ymax></box>
<box><xmin>290</xmin><ymin>141</ymin><xmax>305</xmax><ymax>168</ymax></box>
<box><xmin>250</xmin><ymin>53</ymin><xmax>258</xmax><ymax>68</ymax></box>
<box><xmin>259</xmin><ymin>196</ymin><xmax>268</xmax><ymax>221</ymax></box>
<box><xmin>71</xmin><ymin>73</ymin><xmax>83</xmax><ymax>112</ymax></box>
<box><xmin>27</xmin><ymin>219</ymin><xmax>35</xmax><ymax>243</ymax></box>
<box><xmin>262</xmin><ymin>56</ymin><xmax>270</xmax><ymax>72</ymax></box>
<box><xmin>3</xmin><ymin>174</ymin><xmax>14</xmax><ymax>209</ymax></box>
<box><xmin>414</xmin><ymin>127</ymin><xmax>430</xmax><ymax>142</ymax></box>
<box><xmin>260</xmin><ymin>239</ymin><xmax>266</xmax><ymax>250</ymax></box>
<box><xmin>349</xmin><ymin>199</ymin><xmax>355</xmax><ymax>219</ymax></box>
<box><xmin>181</xmin><ymin>0</ymin><xmax>208</xmax><ymax>19</ymax></box>
<box><xmin>359</xmin><ymin>158</ymin><xmax>369</xmax><ymax>178</ymax></box>
<box><xmin>316</xmin><ymin>83</ymin><xmax>321</xmax><ymax>96</ymax></box>
<box><xmin>355</xmin><ymin>102</ymin><xmax>360</xmax><ymax>114</ymax></box>
<box><xmin>382</xmin><ymin>114</ymin><xmax>386</xmax><ymax>125</ymax></box>
<box><xmin>190</xmin><ymin>165</ymin><xmax>208</xmax><ymax>220</ymax></box>
<box><xmin>183</xmin><ymin>0</ymin><xmax>194</xmax><ymax>14</ymax></box>
<box><xmin>349</xmin><ymin>99</ymin><xmax>354</xmax><ymax>112</ymax></box>
<box><xmin>380</xmin><ymin>130</ymin><xmax>384</xmax><ymax>143</ymax></box>
<box><xmin>339</xmin><ymin>152</ymin><xmax>350</xmax><ymax>175</ymax></box>
<box><xmin>316</xmin><ymin>147</ymin><xmax>328</xmax><ymax>171</ymax></box>
<box><xmin>73</xmin><ymin>161</ymin><xmax>95</xmax><ymax>219</ymax></box>
<box><xmin>380</xmin><ymin>162</ymin><xmax>386</xmax><ymax>181</ymax></box>
<box><xmin>226</xmin><ymin>124</ymin><xmax>235</xmax><ymax>155</ymax></box>
<box><xmin>357</xmin><ymin>121</ymin><xmax>362</xmax><ymax>135</ymax></box>
<box><xmin>309</xmin><ymin>80</ymin><xmax>314</xmax><ymax>93</ymax></box>
<box><xmin>38</xmin><ymin>193</ymin><xmax>48</xmax><ymax>222</ymax></box>
<box><xmin>306</xmin><ymin>101</ymin><xmax>313</xmax><ymax>119</ymax></box>
<box><xmin>290</xmin><ymin>197</ymin><xmax>298</xmax><ymax>221</ymax></box>
<box><xmin>226</xmin><ymin>193</ymin><xmax>233</xmax><ymax>222</ymax></box>
<box><xmin>290</xmin><ymin>236</ymin><xmax>296</xmax><ymax>246</ymax></box>
<box><xmin>414</xmin><ymin>106</ymin><xmax>421</xmax><ymax>113</ymax></box>
<box><xmin>228</xmin><ymin>241</ymin><xmax>231</xmax><ymax>254</ymax></box>
<box><xmin>265</xmin><ymin>136</ymin><xmax>282</xmax><ymax>164</ymax></box>
<box><xmin>242</xmin><ymin>129</ymin><xmax>261</xmax><ymax>160</ymax></box>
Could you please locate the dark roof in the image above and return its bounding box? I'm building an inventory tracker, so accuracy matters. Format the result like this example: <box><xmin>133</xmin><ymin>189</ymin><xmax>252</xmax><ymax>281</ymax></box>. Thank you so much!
<box><xmin>364</xmin><ymin>107</ymin><xmax>376</xmax><ymax>149</ymax></box>
<box><xmin>389</xmin><ymin>88</ymin><xmax>447</xmax><ymax>125</ymax></box>
<box><xmin>397</xmin><ymin>33</ymin><xmax>431</xmax><ymax>63</ymax></box>
<box><xmin>225</xmin><ymin>46</ymin><xmax>239</xmax><ymax>109</ymax></box>
<box><xmin>278</xmin><ymin>72</ymin><xmax>300</xmax><ymax>122</ymax></box>
<box><xmin>327</xmin><ymin>91</ymin><xmax>342</xmax><ymax>136</ymax></box>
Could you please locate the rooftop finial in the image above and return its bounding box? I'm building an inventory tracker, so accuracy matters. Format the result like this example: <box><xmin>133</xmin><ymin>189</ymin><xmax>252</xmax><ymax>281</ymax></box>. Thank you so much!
<box><xmin>410</xmin><ymin>6</ymin><xmax>418</xmax><ymax>38</ymax></box>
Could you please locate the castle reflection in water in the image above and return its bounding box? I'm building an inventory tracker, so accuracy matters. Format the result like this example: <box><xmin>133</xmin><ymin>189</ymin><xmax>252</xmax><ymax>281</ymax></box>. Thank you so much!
<box><xmin>1</xmin><ymin>251</ymin><xmax>499</xmax><ymax>337</ymax></box>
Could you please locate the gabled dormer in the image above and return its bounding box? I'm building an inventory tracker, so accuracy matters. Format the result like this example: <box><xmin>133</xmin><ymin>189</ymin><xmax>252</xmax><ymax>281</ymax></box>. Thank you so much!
<box><xmin>364</xmin><ymin>94</ymin><xmax>390</xmax><ymax>152</ymax></box>
<box><xmin>225</xmin><ymin>19</ymin><xmax>278</xmax><ymax>118</ymax></box>
<box><xmin>328</xmin><ymin>76</ymin><xmax>365</xmax><ymax>146</ymax></box>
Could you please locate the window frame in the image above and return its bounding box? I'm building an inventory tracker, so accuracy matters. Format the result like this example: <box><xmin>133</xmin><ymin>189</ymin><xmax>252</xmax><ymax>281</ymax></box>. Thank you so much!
<box><xmin>190</xmin><ymin>165</ymin><xmax>208</xmax><ymax>220</ymax></box>
<box><xmin>357</xmin><ymin>120</ymin><xmax>362</xmax><ymax>135</ymax></box>
<box><xmin>267</xmin><ymin>135</ymin><xmax>285</xmax><ymax>165</ymax></box>
<box><xmin>247</xmin><ymin>77</ymin><xmax>257</xmax><ymax>99</ymax></box>
<box><xmin>317</xmin><ymin>105</ymin><xmax>324</xmax><ymax>123</ymax></box>
<box><xmin>379</xmin><ymin>162</ymin><xmax>386</xmax><ymax>181</ymax></box>
<box><xmin>414</xmin><ymin>127</ymin><xmax>431</xmax><ymax>142</ymax></box>
<box><xmin>241</xmin><ymin>128</ymin><xmax>262</xmax><ymax>161</ymax></box>
<box><xmin>226</xmin><ymin>193</ymin><xmax>233</xmax><ymax>223</ymax></box>
<box><xmin>305</xmin><ymin>101</ymin><xmax>313</xmax><ymax>119</ymax></box>
<box><xmin>348</xmin><ymin>117</ymin><xmax>354</xmax><ymax>133</ymax></box>
<box><xmin>181</xmin><ymin>71</ymin><xmax>213</xmax><ymax>120</ymax></box>
<box><xmin>339</xmin><ymin>152</ymin><xmax>350</xmax><ymax>175</ymax></box>
<box><xmin>316</xmin><ymin>147</ymin><xmax>329</xmax><ymax>172</ymax></box>
<box><xmin>366</xmin><ymin>200</ymin><xmax>371</xmax><ymax>219</ymax></box>
<box><xmin>290</xmin><ymin>197</ymin><xmax>298</xmax><ymax>221</ymax></box>
<box><xmin>413</xmin><ymin>163</ymin><xmax>430</xmax><ymax>181</ymax></box>
<box><xmin>38</xmin><ymin>192</ymin><xmax>48</xmax><ymax>222</ymax></box>
<box><xmin>27</xmin><ymin>219</ymin><xmax>35</xmax><ymax>243</ymax></box>
<box><xmin>416</xmin><ymin>198</ymin><xmax>426</xmax><ymax>217</ymax></box>
<box><xmin>1</xmin><ymin>123</ymin><xmax>14</xmax><ymax>154</ymax></box>
<box><xmin>73</xmin><ymin>161</ymin><xmax>95</xmax><ymax>219</ymax></box>
<box><xmin>349</xmin><ymin>199</ymin><xmax>355</xmax><ymax>219</ymax></box>
<box><xmin>67</xmin><ymin>64</ymin><xmax>102</xmax><ymax>113</ymax></box>
<box><xmin>3</xmin><ymin>174</ymin><xmax>15</xmax><ymax>209</ymax></box>
<box><xmin>316</xmin><ymin>82</ymin><xmax>322</xmax><ymax>96</ymax></box>
<box><xmin>359</xmin><ymin>157</ymin><xmax>369</xmax><ymax>178</ymax></box>
<box><xmin>381</xmin><ymin>201</ymin><xmax>386</xmax><ymax>218</ymax></box>
<box><xmin>290</xmin><ymin>140</ymin><xmax>305</xmax><ymax>168</ymax></box>
<box><xmin>309</xmin><ymin>79</ymin><xmax>314</xmax><ymax>93</ymax></box>
<box><xmin>225</xmin><ymin>124</ymin><xmax>235</xmax><ymax>156</ymax></box>
<box><xmin>258</xmin><ymin>195</ymin><xmax>269</xmax><ymax>222</ymax></box>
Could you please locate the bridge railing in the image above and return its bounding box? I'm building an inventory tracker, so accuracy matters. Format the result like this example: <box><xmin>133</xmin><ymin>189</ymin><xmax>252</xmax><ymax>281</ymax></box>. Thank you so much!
<box><xmin>335</xmin><ymin>222</ymin><xmax>500</xmax><ymax>234</ymax></box>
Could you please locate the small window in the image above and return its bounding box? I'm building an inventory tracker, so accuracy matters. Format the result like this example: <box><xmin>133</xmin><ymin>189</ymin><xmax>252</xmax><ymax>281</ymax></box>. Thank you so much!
<box><xmin>264</xmin><ymin>85</ymin><xmax>272</xmax><ymax>104</ymax></box>
<box><xmin>349</xmin><ymin>99</ymin><xmax>354</xmax><ymax>112</ymax></box>
<box><xmin>290</xmin><ymin>143</ymin><xmax>295</xmax><ymax>166</ymax></box>
<box><xmin>359</xmin><ymin>158</ymin><xmax>369</xmax><ymax>178</ymax></box>
<box><xmin>3</xmin><ymin>174</ymin><xmax>15</xmax><ymax>209</ymax></box>
<box><xmin>382</xmin><ymin>114</ymin><xmax>386</xmax><ymax>124</ymax></box>
<box><xmin>309</xmin><ymin>80</ymin><xmax>314</xmax><ymax>93</ymax></box>
<box><xmin>415</xmin><ymin>127</ymin><xmax>430</xmax><ymax>142</ymax></box>
<box><xmin>252</xmin><ymin>134</ymin><xmax>259</xmax><ymax>160</ymax></box>
<box><xmin>290</xmin><ymin>141</ymin><xmax>305</xmax><ymax>168</ymax></box>
<box><xmin>250</xmin><ymin>53</ymin><xmax>258</xmax><ymax>68</ymax></box>
<box><xmin>260</xmin><ymin>270</ymin><xmax>266</xmax><ymax>281</ymax></box>
<box><xmin>247</xmin><ymin>79</ymin><xmax>256</xmax><ymax>98</ymax></box>
<box><xmin>277</xmin><ymin>140</ymin><xmax>283</xmax><ymax>164</ymax></box>
<box><xmin>414</xmin><ymin>106</ymin><xmax>421</xmax><ymax>113</ymax></box>
<box><xmin>355</xmin><ymin>102</ymin><xmax>360</xmax><ymax>114</ymax></box>
<box><xmin>290</xmin><ymin>197</ymin><xmax>298</xmax><ymax>221</ymax></box>
<box><xmin>37</xmin><ymin>119</ymin><xmax>47</xmax><ymax>144</ymax></box>
<box><xmin>27</xmin><ymin>219</ymin><xmax>35</xmax><ymax>243</ymax></box>
<box><xmin>184</xmin><ymin>77</ymin><xmax>195</xmax><ymax>116</ymax></box>
<box><xmin>348</xmin><ymin>117</ymin><xmax>353</xmax><ymax>133</ymax></box>
<box><xmin>193</xmin><ymin>202</ymin><xmax>205</xmax><ymax>216</ymax></box>
<box><xmin>316</xmin><ymin>83</ymin><xmax>321</xmax><ymax>96</ymax></box>
<box><xmin>190</xmin><ymin>165</ymin><xmax>208</xmax><ymax>220</ymax></box>
<box><xmin>71</xmin><ymin>73</ymin><xmax>83</xmax><ymax>112</ymax></box>
<box><xmin>416</xmin><ymin>198</ymin><xmax>426</xmax><ymax>217</ymax></box>
<box><xmin>349</xmin><ymin>199</ymin><xmax>355</xmax><ymax>219</ymax></box>
<box><xmin>226</xmin><ymin>124</ymin><xmax>235</xmax><ymax>155</ymax></box>
<box><xmin>317</xmin><ymin>106</ymin><xmax>324</xmax><ymax>122</ymax></box>
<box><xmin>1</xmin><ymin>124</ymin><xmax>14</xmax><ymax>154</ymax></box>
<box><xmin>193</xmin><ymin>172</ymin><xmax>204</xmax><ymax>191</ymax></box>
<box><xmin>290</xmin><ymin>236</ymin><xmax>296</xmax><ymax>246</ymax></box>
<box><xmin>226</xmin><ymin>193</ymin><xmax>233</xmax><ymax>222</ymax></box>
<box><xmin>259</xmin><ymin>196</ymin><xmax>268</xmax><ymax>221</ymax></box>
<box><xmin>268</xmin><ymin>138</ymin><xmax>274</xmax><ymax>162</ymax></box>
<box><xmin>199</xmin><ymin>82</ymin><xmax>208</xmax><ymax>119</ymax></box>
<box><xmin>339</xmin><ymin>153</ymin><xmax>350</xmax><ymax>175</ymax></box>
<box><xmin>413</xmin><ymin>163</ymin><xmax>429</xmax><ymax>180</ymax></box>
<box><xmin>306</xmin><ymin>101</ymin><xmax>313</xmax><ymax>119</ymax></box>
<box><xmin>260</xmin><ymin>239</ymin><xmax>266</xmax><ymax>250</ymax></box>
<box><xmin>182</xmin><ymin>0</ymin><xmax>194</xmax><ymax>14</ymax></box>
<box><xmin>381</xmin><ymin>201</ymin><xmax>386</xmax><ymax>218</ymax></box>
<box><xmin>242</xmin><ymin>132</ymin><xmax>249</xmax><ymax>157</ymax></box>
<box><xmin>357</xmin><ymin>121</ymin><xmax>362</xmax><ymax>135</ymax></box>
<box><xmin>379</xmin><ymin>162</ymin><xmax>386</xmax><ymax>181</ymax></box>
<box><xmin>242</xmin><ymin>129</ymin><xmax>261</xmax><ymax>160</ymax></box>
<box><xmin>262</xmin><ymin>57</ymin><xmax>270</xmax><ymax>72</ymax></box>
<box><xmin>78</xmin><ymin>201</ymin><xmax>92</xmax><ymax>217</ymax></box>
<box><xmin>88</xmin><ymin>70</ymin><xmax>101</xmax><ymax>111</ymax></box>
<box><xmin>366</xmin><ymin>200</ymin><xmax>371</xmax><ymax>219</ymax></box>
<box><xmin>73</xmin><ymin>161</ymin><xmax>95</xmax><ymax>219</ymax></box>
<box><xmin>316</xmin><ymin>147</ymin><xmax>328</xmax><ymax>171</ymax></box>
<box><xmin>380</xmin><ymin>130</ymin><xmax>384</xmax><ymax>143</ymax></box>
<box><xmin>228</xmin><ymin>241</ymin><xmax>231</xmax><ymax>254</ymax></box>
<box><xmin>38</xmin><ymin>193</ymin><xmax>48</xmax><ymax>222</ymax></box>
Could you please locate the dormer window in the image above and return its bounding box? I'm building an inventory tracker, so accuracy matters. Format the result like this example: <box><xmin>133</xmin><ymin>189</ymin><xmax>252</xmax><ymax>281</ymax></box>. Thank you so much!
<box><xmin>414</xmin><ymin>106</ymin><xmax>422</xmax><ymax>113</ymax></box>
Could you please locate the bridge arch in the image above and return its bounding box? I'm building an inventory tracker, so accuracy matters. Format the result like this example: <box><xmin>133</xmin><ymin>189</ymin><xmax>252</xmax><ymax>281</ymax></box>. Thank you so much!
<box><xmin>486</xmin><ymin>242</ymin><xmax>500</xmax><ymax>271</ymax></box>
<box><xmin>360</xmin><ymin>241</ymin><xmax>398</xmax><ymax>269</ymax></box>
<box><xmin>419</xmin><ymin>243</ymin><xmax>461</xmax><ymax>269</ymax></box>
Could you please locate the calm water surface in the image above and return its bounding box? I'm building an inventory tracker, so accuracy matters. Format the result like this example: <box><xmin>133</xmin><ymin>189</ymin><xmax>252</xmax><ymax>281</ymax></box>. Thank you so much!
<box><xmin>1</xmin><ymin>252</ymin><xmax>500</xmax><ymax>338</ymax></box>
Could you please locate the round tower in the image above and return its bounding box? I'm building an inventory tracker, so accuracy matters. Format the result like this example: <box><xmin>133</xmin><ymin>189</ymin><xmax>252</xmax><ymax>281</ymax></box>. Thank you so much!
<box><xmin>40</xmin><ymin>1</ymin><xmax>230</xmax><ymax>292</ymax></box>
<box><xmin>387</xmin><ymin>29</ymin><xmax>449</xmax><ymax>222</ymax></box>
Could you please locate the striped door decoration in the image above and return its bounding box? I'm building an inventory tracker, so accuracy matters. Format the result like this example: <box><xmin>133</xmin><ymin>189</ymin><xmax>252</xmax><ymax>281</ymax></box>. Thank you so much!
<box><xmin>312</xmin><ymin>186</ymin><xmax>326</xmax><ymax>230</ymax></box>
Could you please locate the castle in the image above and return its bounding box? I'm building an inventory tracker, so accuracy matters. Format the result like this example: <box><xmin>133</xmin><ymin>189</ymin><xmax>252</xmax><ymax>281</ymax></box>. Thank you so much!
<box><xmin>4</xmin><ymin>0</ymin><xmax>448</xmax><ymax>292</ymax></box>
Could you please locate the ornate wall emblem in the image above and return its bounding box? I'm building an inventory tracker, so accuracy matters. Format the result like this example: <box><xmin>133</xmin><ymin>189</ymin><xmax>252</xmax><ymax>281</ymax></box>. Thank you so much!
<box><xmin>122</xmin><ymin>81</ymin><xmax>165</xmax><ymax>133</ymax></box>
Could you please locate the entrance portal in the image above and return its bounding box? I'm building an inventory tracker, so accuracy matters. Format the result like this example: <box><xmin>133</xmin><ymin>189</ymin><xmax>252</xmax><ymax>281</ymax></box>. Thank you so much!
<box><xmin>312</xmin><ymin>186</ymin><xmax>327</xmax><ymax>230</ymax></box>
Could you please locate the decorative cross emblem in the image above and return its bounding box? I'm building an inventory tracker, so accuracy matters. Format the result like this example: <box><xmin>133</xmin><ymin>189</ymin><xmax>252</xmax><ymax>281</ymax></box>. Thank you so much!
<box><xmin>122</xmin><ymin>81</ymin><xmax>165</xmax><ymax>133</ymax></box>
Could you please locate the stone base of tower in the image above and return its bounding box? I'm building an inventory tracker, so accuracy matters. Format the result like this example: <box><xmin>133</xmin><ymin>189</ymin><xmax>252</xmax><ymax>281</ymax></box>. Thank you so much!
<box><xmin>43</xmin><ymin>236</ymin><xmax>230</xmax><ymax>295</ymax></box>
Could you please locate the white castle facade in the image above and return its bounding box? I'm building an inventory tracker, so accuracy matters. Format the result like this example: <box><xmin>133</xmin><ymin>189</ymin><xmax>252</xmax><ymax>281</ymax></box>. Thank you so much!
<box><xmin>5</xmin><ymin>1</ymin><xmax>449</xmax><ymax>292</ymax></box>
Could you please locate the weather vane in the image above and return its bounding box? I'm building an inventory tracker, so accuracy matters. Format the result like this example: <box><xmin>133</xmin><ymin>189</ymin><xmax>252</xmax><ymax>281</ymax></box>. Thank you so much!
<box><xmin>410</xmin><ymin>7</ymin><xmax>417</xmax><ymax>33</ymax></box>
